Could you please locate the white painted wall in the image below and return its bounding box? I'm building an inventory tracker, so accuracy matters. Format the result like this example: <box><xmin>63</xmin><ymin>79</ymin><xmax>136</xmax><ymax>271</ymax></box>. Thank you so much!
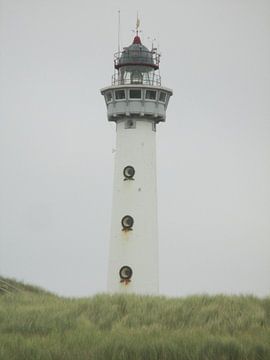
<box><xmin>107</xmin><ymin>119</ymin><xmax>159</xmax><ymax>294</ymax></box>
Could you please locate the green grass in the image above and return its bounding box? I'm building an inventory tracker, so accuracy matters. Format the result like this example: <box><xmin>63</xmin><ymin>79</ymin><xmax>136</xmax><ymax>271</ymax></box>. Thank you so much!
<box><xmin>0</xmin><ymin>277</ymin><xmax>269</xmax><ymax>360</ymax></box>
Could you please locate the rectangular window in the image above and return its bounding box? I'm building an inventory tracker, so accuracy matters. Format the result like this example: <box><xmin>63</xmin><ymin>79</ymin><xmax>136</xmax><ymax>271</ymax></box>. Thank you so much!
<box><xmin>115</xmin><ymin>90</ymin><xmax>125</xmax><ymax>100</ymax></box>
<box><xmin>159</xmin><ymin>91</ymin><xmax>167</xmax><ymax>103</ymax></box>
<box><xmin>106</xmin><ymin>91</ymin><xmax>113</xmax><ymax>103</ymax></box>
<box><xmin>145</xmin><ymin>90</ymin><xmax>157</xmax><ymax>100</ymax></box>
<box><xmin>129</xmin><ymin>89</ymin><xmax>142</xmax><ymax>99</ymax></box>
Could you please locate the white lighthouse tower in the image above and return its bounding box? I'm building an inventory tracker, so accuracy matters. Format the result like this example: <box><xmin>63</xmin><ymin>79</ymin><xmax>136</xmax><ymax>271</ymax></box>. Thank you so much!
<box><xmin>101</xmin><ymin>25</ymin><xmax>172</xmax><ymax>295</ymax></box>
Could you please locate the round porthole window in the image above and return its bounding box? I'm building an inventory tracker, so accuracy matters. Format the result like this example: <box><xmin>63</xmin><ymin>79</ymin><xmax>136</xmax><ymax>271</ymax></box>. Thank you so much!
<box><xmin>121</xmin><ymin>215</ymin><xmax>134</xmax><ymax>229</ymax></box>
<box><xmin>123</xmin><ymin>166</ymin><xmax>135</xmax><ymax>179</ymax></box>
<box><xmin>119</xmin><ymin>266</ymin><xmax>133</xmax><ymax>280</ymax></box>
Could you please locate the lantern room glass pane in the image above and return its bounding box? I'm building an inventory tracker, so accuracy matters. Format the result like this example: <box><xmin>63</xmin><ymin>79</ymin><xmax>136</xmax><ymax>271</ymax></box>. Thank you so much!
<box><xmin>145</xmin><ymin>90</ymin><xmax>157</xmax><ymax>100</ymax></box>
<box><xmin>129</xmin><ymin>89</ymin><xmax>142</xmax><ymax>99</ymax></box>
<box><xmin>159</xmin><ymin>91</ymin><xmax>167</xmax><ymax>102</ymax></box>
<box><xmin>115</xmin><ymin>90</ymin><xmax>125</xmax><ymax>100</ymax></box>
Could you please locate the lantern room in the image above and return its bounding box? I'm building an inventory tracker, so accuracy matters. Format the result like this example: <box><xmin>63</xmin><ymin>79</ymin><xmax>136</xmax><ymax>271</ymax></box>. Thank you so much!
<box><xmin>113</xmin><ymin>35</ymin><xmax>161</xmax><ymax>86</ymax></box>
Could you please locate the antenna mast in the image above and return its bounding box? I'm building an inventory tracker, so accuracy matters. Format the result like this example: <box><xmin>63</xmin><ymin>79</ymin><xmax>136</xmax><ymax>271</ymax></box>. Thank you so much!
<box><xmin>118</xmin><ymin>10</ymin><xmax>121</xmax><ymax>53</ymax></box>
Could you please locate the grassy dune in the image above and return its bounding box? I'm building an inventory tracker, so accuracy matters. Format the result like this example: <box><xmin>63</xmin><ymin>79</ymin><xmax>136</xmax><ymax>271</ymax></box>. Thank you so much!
<box><xmin>0</xmin><ymin>277</ymin><xmax>270</xmax><ymax>360</ymax></box>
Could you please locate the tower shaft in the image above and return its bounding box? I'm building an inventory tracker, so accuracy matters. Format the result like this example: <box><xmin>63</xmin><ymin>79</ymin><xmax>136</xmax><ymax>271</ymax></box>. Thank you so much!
<box><xmin>108</xmin><ymin>119</ymin><xmax>158</xmax><ymax>294</ymax></box>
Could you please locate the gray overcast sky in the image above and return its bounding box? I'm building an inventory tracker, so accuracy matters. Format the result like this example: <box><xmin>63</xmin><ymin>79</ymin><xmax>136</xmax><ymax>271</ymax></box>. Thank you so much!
<box><xmin>0</xmin><ymin>0</ymin><xmax>269</xmax><ymax>297</ymax></box>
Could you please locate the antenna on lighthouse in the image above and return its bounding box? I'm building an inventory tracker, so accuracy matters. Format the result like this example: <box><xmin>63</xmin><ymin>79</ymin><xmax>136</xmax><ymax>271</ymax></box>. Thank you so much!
<box><xmin>147</xmin><ymin>36</ymin><xmax>157</xmax><ymax>51</ymax></box>
<box><xmin>117</xmin><ymin>10</ymin><xmax>121</xmax><ymax>53</ymax></box>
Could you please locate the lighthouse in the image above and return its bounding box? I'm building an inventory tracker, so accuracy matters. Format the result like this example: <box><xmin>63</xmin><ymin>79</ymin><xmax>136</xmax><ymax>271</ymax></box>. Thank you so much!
<box><xmin>101</xmin><ymin>25</ymin><xmax>172</xmax><ymax>295</ymax></box>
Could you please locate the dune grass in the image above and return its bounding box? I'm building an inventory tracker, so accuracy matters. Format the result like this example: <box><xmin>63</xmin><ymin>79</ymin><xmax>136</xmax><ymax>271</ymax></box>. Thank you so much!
<box><xmin>0</xmin><ymin>277</ymin><xmax>269</xmax><ymax>359</ymax></box>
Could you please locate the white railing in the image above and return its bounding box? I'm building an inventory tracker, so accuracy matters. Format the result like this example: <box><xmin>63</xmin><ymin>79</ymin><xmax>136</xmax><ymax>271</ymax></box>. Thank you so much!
<box><xmin>112</xmin><ymin>73</ymin><xmax>161</xmax><ymax>86</ymax></box>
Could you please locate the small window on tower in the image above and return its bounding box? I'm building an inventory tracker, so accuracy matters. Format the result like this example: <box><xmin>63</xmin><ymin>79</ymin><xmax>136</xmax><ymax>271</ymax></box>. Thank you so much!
<box><xmin>129</xmin><ymin>89</ymin><xmax>142</xmax><ymax>99</ymax></box>
<box><xmin>145</xmin><ymin>90</ymin><xmax>157</xmax><ymax>100</ymax></box>
<box><xmin>115</xmin><ymin>90</ymin><xmax>125</xmax><ymax>100</ymax></box>
<box><xmin>125</xmin><ymin>119</ymin><xmax>136</xmax><ymax>129</ymax></box>
<box><xmin>159</xmin><ymin>91</ymin><xmax>167</xmax><ymax>103</ymax></box>
<box><xmin>119</xmin><ymin>266</ymin><xmax>133</xmax><ymax>282</ymax></box>
<box><xmin>106</xmin><ymin>91</ymin><xmax>113</xmax><ymax>103</ymax></box>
